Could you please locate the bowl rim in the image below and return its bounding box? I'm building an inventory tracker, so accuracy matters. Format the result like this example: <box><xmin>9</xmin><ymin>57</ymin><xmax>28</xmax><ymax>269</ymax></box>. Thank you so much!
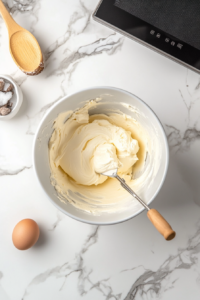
<box><xmin>33</xmin><ymin>86</ymin><xmax>169</xmax><ymax>225</ymax></box>
<box><xmin>0</xmin><ymin>74</ymin><xmax>23</xmax><ymax>120</ymax></box>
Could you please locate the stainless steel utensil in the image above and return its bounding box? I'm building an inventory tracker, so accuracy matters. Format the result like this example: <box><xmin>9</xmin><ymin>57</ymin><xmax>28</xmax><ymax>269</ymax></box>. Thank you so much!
<box><xmin>101</xmin><ymin>169</ymin><xmax>176</xmax><ymax>240</ymax></box>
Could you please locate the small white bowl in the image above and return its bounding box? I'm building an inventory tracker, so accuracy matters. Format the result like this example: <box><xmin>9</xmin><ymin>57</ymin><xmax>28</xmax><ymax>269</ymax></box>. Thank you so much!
<box><xmin>33</xmin><ymin>87</ymin><xmax>169</xmax><ymax>225</ymax></box>
<box><xmin>0</xmin><ymin>74</ymin><xmax>23</xmax><ymax>120</ymax></box>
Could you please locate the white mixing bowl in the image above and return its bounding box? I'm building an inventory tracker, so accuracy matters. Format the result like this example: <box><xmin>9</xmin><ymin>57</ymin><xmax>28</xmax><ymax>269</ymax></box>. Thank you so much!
<box><xmin>33</xmin><ymin>87</ymin><xmax>169</xmax><ymax>225</ymax></box>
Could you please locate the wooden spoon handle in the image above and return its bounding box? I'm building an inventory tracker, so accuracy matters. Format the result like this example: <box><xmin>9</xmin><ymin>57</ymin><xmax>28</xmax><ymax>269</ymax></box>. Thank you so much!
<box><xmin>147</xmin><ymin>209</ymin><xmax>176</xmax><ymax>240</ymax></box>
<box><xmin>0</xmin><ymin>0</ymin><xmax>22</xmax><ymax>35</ymax></box>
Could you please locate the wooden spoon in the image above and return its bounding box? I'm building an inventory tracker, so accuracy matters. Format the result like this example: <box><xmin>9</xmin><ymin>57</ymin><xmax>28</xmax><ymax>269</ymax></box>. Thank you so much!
<box><xmin>0</xmin><ymin>0</ymin><xmax>44</xmax><ymax>75</ymax></box>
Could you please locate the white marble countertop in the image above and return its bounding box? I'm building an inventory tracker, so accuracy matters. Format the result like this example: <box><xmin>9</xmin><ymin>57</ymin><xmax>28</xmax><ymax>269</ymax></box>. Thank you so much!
<box><xmin>1</xmin><ymin>1</ymin><xmax>200</xmax><ymax>299</ymax></box>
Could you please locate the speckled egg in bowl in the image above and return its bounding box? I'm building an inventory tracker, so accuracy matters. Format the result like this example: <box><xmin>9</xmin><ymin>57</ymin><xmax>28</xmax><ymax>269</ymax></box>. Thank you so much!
<box><xmin>33</xmin><ymin>87</ymin><xmax>169</xmax><ymax>225</ymax></box>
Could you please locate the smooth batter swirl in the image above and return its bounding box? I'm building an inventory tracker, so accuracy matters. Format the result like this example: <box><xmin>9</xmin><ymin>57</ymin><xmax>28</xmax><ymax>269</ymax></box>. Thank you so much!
<box><xmin>49</xmin><ymin>100</ymin><xmax>149</xmax><ymax>214</ymax></box>
<box><xmin>59</xmin><ymin>119</ymin><xmax>139</xmax><ymax>185</ymax></box>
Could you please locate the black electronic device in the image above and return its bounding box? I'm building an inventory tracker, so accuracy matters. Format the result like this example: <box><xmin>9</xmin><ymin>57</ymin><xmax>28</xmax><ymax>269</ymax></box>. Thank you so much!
<box><xmin>93</xmin><ymin>0</ymin><xmax>200</xmax><ymax>73</ymax></box>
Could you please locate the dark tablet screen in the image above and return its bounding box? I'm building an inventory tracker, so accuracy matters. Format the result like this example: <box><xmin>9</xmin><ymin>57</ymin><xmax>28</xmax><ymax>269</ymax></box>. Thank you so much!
<box><xmin>115</xmin><ymin>0</ymin><xmax>200</xmax><ymax>50</ymax></box>
<box><xmin>94</xmin><ymin>0</ymin><xmax>200</xmax><ymax>72</ymax></box>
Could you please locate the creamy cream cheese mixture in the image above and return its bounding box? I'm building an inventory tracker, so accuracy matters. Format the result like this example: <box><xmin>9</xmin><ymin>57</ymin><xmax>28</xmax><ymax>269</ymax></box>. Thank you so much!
<box><xmin>49</xmin><ymin>100</ymin><xmax>152</xmax><ymax>214</ymax></box>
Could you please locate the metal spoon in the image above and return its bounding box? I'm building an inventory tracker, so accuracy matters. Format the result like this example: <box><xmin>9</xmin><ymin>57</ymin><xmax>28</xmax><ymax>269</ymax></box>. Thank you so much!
<box><xmin>101</xmin><ymin>169</ymin><xmax>176</xmax><ymax>241</ymax></box>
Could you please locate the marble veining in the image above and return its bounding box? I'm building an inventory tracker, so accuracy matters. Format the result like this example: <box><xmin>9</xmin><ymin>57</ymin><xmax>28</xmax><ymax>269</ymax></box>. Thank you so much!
<box><xmin>1</xmin><ymin>0</ymin><xmax>200</xmax><ymax>299</ymax></box>
<box><xmin>19</xmin><ymin>221</ymin><xmax>200</xmax><ymax>299</ymax></box>
<box><xmin>26</xmin><ymin>33</ymin><xmax>123</xmax><ymax>135</ymax></box>
<box><xmin>0</xmin><ymin>165</ymin><xmax>32</xmax><ymax>176</ymax></box>
<box><xmin>48</xmin><ymin>212</ymin><xmax>65</xmax><ymax>232</ymax></box>
<box><xmin>44</xmin><ymin>0</ymin><xmax>91</xmax><ymax>63</ymax></box>
<box><xmin>2</xmin><ymin>0</ymin><xmax>41</xmax><ymax>37</ymax></box>
<box><xmin>124</xmin><ymin>223</ymin><xmax>200</xmax><ymax>299</ymax></box>
<box><xmin>166</xmin><ymin>71</ymin><xmax>200</xmax><ymax>152</ymax></box>
<box><xmin>22</xmin><ymin>226</ymin><xmax>100</xmax><ymax>299</ymax></box>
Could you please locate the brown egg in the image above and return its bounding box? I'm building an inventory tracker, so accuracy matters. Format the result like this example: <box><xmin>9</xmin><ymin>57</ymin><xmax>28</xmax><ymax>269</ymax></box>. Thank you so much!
<box><xmin>12</xmin><ymin>219</ymin><xmax>40</xmax><ymax>250</ymax></box>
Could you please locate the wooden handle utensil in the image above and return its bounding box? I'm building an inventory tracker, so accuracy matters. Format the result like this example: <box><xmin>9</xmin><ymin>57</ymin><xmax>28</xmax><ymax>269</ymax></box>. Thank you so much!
<box><xmin>0</xmin><ymin>0</ymin><xmax>44</xmax><ymax>75</ymax></box>
<box><xmin>147</xmin><ymin>209</ymin><xmax>176</xmax><ymax>240</ymax></box>
<box><xmin>101</xmin><ymin>169</ymin><xmax>176</xmax><ymax>240</ymax></box>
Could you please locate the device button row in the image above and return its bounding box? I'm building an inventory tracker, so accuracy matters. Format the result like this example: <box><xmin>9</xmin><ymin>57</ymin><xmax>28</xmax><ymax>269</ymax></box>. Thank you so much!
<box><xmin>150</xmin><ymin>30</ymin><xmax>183</xmax><ymax>49</ymax></box>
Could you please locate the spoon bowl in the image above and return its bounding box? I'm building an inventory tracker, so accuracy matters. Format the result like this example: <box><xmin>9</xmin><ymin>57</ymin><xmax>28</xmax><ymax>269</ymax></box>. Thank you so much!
<box><xmin>10</xmin><ymin>31</ymin><xmax>44</xmax><ymax>75</ymax></box>
<box><xmin>0</xmin><ymin>0</ymin><xmax>44</xmax><ymax>75</ymax></box>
